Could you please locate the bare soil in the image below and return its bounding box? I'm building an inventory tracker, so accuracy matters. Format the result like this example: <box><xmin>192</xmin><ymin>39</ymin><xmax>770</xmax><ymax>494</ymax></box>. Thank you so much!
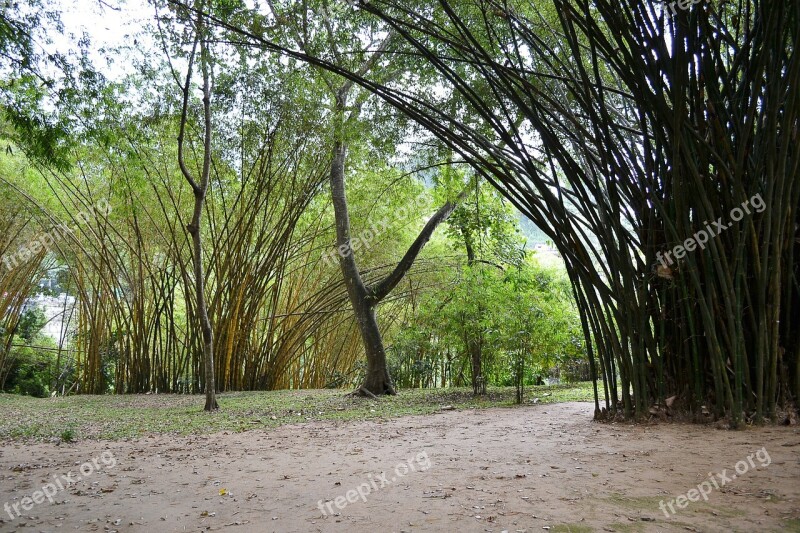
<box><xmin>0</xmin><ymin>401</ymin><xmax>798</xmax><ymax>532</ymax></box>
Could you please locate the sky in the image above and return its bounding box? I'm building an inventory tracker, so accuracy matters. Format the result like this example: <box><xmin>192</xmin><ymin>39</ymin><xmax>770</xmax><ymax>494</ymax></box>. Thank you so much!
<box><xmin>52</xmin><ymin>0</ymin><xmax>154</xmax><ymax>82</ymax></box>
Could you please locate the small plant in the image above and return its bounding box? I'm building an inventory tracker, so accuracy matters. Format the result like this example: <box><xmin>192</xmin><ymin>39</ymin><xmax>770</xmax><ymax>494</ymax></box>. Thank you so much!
<box><xmin>60</xmin><ymin>427</ymin><xmax>75</xmax><ymax>443</ymax></box>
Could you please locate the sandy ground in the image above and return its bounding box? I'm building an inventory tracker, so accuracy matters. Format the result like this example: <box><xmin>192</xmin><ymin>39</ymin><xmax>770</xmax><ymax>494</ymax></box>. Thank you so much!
<box><xmin>0</xmin><ymin>402</ymin><xmax>798</xmax><ymax>533</ymax></box>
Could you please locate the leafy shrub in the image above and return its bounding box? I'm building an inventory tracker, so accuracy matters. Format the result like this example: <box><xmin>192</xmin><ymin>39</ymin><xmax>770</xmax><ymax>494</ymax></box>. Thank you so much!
<box><xmin>16</xmin><ymin>372</ymin><xmax>49</xmax><ymax>397</ymax></box>
<box><xmin>7</xmin><ymin>348</ymin><xmax>53</xmax><ymax>397</ymax></box>
<box><xmin>2</xmin><ymin>310</ymin><xmax>60</xmax><ymax>396</ymax></box>
<box><xmin>60</xmin><ymin>427</ymin><xmax>76</xmax><ymax>442</ymax></box>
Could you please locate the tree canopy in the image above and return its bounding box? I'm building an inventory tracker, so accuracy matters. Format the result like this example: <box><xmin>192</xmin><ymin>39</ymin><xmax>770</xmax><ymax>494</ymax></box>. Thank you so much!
<box><xmin>0</xmin><ymin>0</ymin><xmax>796</xmax><ymax>425</ymax></box>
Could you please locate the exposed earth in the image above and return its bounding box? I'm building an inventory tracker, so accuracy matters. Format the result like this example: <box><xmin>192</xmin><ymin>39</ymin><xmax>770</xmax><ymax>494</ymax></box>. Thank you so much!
<box><xmin>0</xmin><ymin>402</ymin><xmax>798</xmax><ymax>532</ymax></box>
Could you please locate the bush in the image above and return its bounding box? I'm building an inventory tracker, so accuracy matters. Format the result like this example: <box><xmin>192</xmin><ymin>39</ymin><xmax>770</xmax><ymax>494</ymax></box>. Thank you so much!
<box><xmin>60</xmin><ymin>427</ymin><xmax>76</xmax><ymax>442</ymax></box>
<box><xmin>7</xmin><ymin>349</ymin><xmax>52</xmax><ymax>397</ymax></box>
<box><xmin>17</xmin><ymin>307</ymin><xmax>46</xmax><ymax>342</ymax></box>
<box><xmin>2</xmin><ymin>333</ymin><xmax>59</xmax><ymax>397</ymax></box>
<box><xmin>16</xmin><ymin>372</ymin><xmax>49</xmax><ymax>397</ymax></box>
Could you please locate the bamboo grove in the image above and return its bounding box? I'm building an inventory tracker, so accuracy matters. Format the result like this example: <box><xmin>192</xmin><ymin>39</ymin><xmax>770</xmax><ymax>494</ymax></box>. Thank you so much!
<box><xmin>0</xmin><ymin>0</ymin><xmax>797</xmax><ymax>424</ymax></box>
<box><xmin>0</xmin><ymin>109</ymin><xmax>428</xmax><ymax>395</ymax></box>
<box><xmin>373</xmin><ymin>0</ymin><xmax>799</xmax><ymax>425</ymax></box>
<box><xmin>186</xmin><ymin>0</ymin><xmax>799</xmax><ymax>423</ymax></box>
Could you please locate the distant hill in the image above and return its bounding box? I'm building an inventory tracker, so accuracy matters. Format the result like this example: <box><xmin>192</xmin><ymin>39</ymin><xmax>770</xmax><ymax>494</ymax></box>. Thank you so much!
<box><xmin>519</xmin><ymin>214</ymin><xmax>550</xmax><ymax>247</ymax></box>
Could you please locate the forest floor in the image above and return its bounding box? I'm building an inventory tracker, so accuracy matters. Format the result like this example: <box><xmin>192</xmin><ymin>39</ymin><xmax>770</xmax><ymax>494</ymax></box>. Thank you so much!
<box><xmin>0</xmin><ymin>384</ymin><xmax>594</xmax><ymax>440</ymax></box>
<box><xmin>0</xmin><ymin>391</ymin><xmax>798</xmax><ymax>532</ymax></box>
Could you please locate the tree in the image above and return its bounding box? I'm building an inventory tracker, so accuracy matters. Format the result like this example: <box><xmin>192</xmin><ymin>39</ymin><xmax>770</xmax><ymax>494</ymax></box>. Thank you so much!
<box><xmin>200</xmin><ymin>0</ymin><xmax>799</xmax><ymax>423</ymax></box>
<box><xmin>444</xmin><ymin>172</ymin><xmax>525</xmax><ymax>394</ymax></box>
<box><xmin>256</xmin><ymin>0</ymin><xmax>466</xmax><ymax>396</ymax></box>
<box><xmin>389</xmin><ymin>252</ymin><xmax>582</xmax><ymax>396</ymax></box>
<box><xmin>0</xmin><ymin>0</ymin><xmax>110</xmax><ymax>170</ymax></box>
<box><xmin>174</xmin><ymin>5</ymin><xmax>218</xmax><ymax>411</ymax></box>
<box><xmin>329</xmin><ymin>87</ymin><xmax>463</xmax><ymax>395</ymax></box>
<box><xmin>361</xmin><ymin>0</ymin><xmax>800</xmax><ymax>422</ymax></box>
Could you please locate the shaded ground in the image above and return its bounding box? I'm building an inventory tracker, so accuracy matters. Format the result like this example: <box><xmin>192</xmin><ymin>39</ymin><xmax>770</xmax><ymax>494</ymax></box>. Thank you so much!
<box><xmin>0</xmin><ymin>384</ymin><xmax>594</xmax><ymax>440</ymax></box>
<box><xmin>0</xmin><ymin>401</ymin><xmax>798</xmax><ymax>532</ymax></box>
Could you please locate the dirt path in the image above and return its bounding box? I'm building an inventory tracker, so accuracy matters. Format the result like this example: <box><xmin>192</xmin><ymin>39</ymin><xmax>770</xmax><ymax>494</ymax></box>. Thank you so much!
<box><xmin>0</xmin><ymin>402</ymin><xmax>798</xmax><ymax>532</ymax></box>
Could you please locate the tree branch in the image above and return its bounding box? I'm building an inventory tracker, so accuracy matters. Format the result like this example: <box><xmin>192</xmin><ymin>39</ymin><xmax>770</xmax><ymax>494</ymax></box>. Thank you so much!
<box><xmin>369</xmin><ymin>187</ymin><xmax>468</xmax><ymax>303</ymax></box>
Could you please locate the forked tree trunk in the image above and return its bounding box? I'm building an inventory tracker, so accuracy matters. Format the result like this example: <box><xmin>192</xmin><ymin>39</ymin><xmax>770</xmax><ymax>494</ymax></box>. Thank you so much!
<box><xmin>329</xmin><ymin>92</ymin><xmax>463</xmax><ymax>396</ymax></box>
<box><xmin>328</xmin><ymin>128</ymin><xmax>396</xmax><ymax>396</ymax></box>
<box><xmin>177</xmin><ymin>16</ymin><xmax>218</xmax><ymax>411</ymax></box>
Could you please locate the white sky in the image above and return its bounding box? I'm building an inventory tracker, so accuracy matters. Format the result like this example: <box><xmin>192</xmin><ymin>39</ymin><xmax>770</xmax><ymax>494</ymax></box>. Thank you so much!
<box><xmin>53</xmin><ymin>0</ymin><xmax>154</xmax><ymax>81</ymax></box>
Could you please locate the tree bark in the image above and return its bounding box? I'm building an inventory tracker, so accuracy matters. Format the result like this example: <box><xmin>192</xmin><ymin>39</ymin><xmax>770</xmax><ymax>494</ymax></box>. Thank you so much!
<box><xmin>356</xmin><ymin>305</ymin><xmax>395</xmax><ymax>395</ymax></box>
<box><xmin>469</xmin><ymin>335</ymin><xmax>484</xmax><ymax>395</ymax></box>
<box><xmin>328</xmin><ymin>92</ymin><xmax>464</xmax><ymax>396</ymax></box>
<box><xmin>188</xmin><ymin>208</ymin><xmax>218</xmax><ymax>411</ymax></box>
<box><xmin>328</xmin><ymin>117</ymin><xmax>396</xmax><ymax>395</ymax></box>
<box><xmin>460</xmin><ymin>224</ymin><xmax>485</xmax><ymax>396</ymax></box>
<box><xmin>177</xmin><ymin>18</ymin><xmax>218</xmax><ymax>411</ymax></box>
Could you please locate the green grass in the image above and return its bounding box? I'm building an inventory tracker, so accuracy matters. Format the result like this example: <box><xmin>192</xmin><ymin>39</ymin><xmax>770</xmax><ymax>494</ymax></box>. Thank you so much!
<box><xmin>606</xmin><ymin>492</ymin><xmax>668</xmax><ymax>511</ymax></box>
<box><xmin>784</xmin><ymin>518</ymin><xmax>800</xmax><ymax>532</ymax></box>
<box><xmin>0</xmin><ymin>382</ymin><xmax>594</xmax><ymax>441</ymax></box>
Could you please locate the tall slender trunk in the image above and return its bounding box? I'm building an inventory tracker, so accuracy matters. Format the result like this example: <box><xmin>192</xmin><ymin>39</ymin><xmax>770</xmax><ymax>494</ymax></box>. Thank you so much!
<box><xmin>469</xmin><ymin>336</ymin><xmax>484</xmax><ymax>395</ymax></box>
<box><xmin>177</xmin><ymin>15</ymin><xmax>217</xmax><ymax>411</ymax></box>
<box><xmin>188</xmin><ymin>198</ymin><xmax>217</xmax><ymax>411</ymax></box>
<box><xmin>461</xmin><ymin>225</ymin><xmax>485</xmax><ymax>395</ymax></box>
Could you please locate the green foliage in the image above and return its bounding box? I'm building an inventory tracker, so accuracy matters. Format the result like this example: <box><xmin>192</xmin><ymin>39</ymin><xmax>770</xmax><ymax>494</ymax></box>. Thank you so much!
<box><xmin>0</xmin><ymin>0</ymin><xmax>112</xmax><ymax>171</ymax></box>
<box><xmin>387</xmin><ymin>174</ymin><xmax>583</xmax><ymax>396</ymax></box>
<box><xmin>17</xmin><ymin>306</ymin><xmax>45</xmax><ymax>342</ymax></box>
<box><xmin>59</xmin><ymin>426</ymin><xmax>75</xmax><ymax>442</ymax></box>
<box><xmin>443</xmin><ymin>173</ymin><xmax>526</xmax><ymax>265</ymax></box>
<box><xmin>389</xmin><ymin>257</ymin><xmax>584</xmax><ymax>392</ymax></box>
<box><xmin>6</xmin><ymin>344</ymin><xmax>54</xmax><ymax>398</ymax></box>
<box><xmin>13</xmin><ymin>370</ymin><xmax>48</xmax><ymax>397</ymax></box>
<box><xmin>2</xmin><ymin>308</ymin><xmax>59</xmax><ymax>398</ymax></box>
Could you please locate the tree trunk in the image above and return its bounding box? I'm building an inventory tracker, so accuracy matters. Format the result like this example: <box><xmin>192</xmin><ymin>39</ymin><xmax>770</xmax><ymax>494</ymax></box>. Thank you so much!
<box><xmin>328</xmin><ymin>91</ymin><xmax>463</xmax><ymax>396</ymax></box>
<box><xmin>461</xmin><ymin>225</ymin><xmax>485</xmax><ymax>396</ymax></box>
<box><xmin>357</xmin><ymin>304</ymin><xmax>395</xmax><ymax>395</ymax></box>
<box><xmin>328</xmin><ymin>121</ymin><xmax>396</xmax><ymax>396</ymax></box>
<box><xmin>188</xmin><ymin>214</ymin><xmax>218</xmax><ymax>411</ymax></box>
<box><xmin>177</xmin><ymin>20</ymin><xmax>218</xmax><ymax>411</ymax></box>
<box><xmin>469</xmin><ymin>337</ymin><xmax>483</xmax><ymax>395</ymax></box>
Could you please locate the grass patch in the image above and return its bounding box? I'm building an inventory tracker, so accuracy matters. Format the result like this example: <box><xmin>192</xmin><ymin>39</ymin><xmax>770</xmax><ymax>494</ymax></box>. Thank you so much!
<box><xmin>0</xmin><ymin>382</ymin><xmax>593</xmax><ymax>441</ymax></box>
<box><xmin>784</xmin><ymin>518</ymin><xmax>800</xmax><ymax>532</ymax></box>
<box><xmin>606</xmin><ymin>492</ymin><xmax>667</xmax><ymax>511</ymax></box>
<box><xmin>606</xmin><ymin>491</ymin><xmax>743</xmax><ymax>517</ymax></box>
<box><xmin>59</xmin><ymin>426</ymin><xmax>76</xmax><ymax>443</ymax></box>
<box><xmin>603</xmin><ymin>491</ymin><xmax>747</xmax><ymax>528</ymax></box>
